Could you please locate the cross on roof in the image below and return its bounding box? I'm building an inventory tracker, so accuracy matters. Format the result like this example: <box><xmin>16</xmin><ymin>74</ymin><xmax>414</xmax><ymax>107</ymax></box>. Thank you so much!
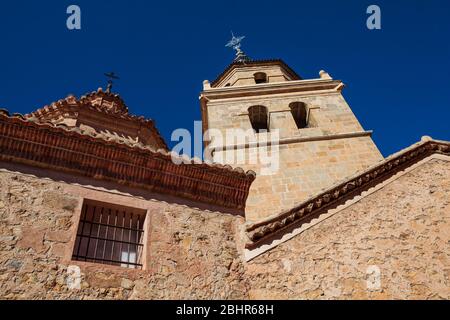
<box><xmin>104</xmin><ymin>72</ymin><xmax>120</xmax><ymax>93</ymax></box>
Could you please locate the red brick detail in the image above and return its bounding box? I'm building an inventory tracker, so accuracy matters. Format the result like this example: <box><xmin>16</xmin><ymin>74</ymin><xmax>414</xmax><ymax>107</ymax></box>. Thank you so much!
<box><xmin>0</xmin><ymin>112</ymin><xmax>256</xmax><ymax>210</ymax></box>
<box><xmin>26</xmin><ymin>89</ymin><xmax>168</xmax><ymax>150</ymax></box>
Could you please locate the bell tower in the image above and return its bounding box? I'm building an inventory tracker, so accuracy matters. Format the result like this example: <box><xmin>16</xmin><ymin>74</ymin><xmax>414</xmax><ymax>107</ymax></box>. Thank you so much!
<box><xmin>200</xmin><ymin>43</ymin><xmax>383</xmax><ymax>221</ymax></box>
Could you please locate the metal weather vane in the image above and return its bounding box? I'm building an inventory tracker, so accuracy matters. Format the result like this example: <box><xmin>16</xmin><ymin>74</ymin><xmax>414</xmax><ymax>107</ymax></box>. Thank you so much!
<box><xmin>226</xmin><ymin>31</ymin><xmax>245</xmax><ymax>54</ymax></box>
<box><xmin>225</xmin><ymin>31</ymin><xmax>250</xmax><ymax>62</ymax></box>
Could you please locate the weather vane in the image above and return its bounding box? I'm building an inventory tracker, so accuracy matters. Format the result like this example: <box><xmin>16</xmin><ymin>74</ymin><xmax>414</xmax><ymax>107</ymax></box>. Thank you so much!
<box><xmin>225</xmin><ymin>31</ymin><xmax>250</xmax><ymax>62</ymax></box>
<box><xmin>226</xmin><ymin>31</ymin><xmax>245</xmax><ymax>55</ymax></box>
<box><xmin>104</xmin><ymin>72</ymin><xmax>120</xmax><ymax>93</ymax></box>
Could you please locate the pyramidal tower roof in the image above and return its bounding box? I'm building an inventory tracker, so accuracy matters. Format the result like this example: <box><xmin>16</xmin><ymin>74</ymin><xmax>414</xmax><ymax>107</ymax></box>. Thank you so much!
<box><xmin>210</xmin><ymin>59</ymin><xmax>302</xmax><ymax>88</ymax></box>
<box><xmin>209</xmin><ymin>34</ymin><xmax>302</xmax><ymax>88</ymax></box>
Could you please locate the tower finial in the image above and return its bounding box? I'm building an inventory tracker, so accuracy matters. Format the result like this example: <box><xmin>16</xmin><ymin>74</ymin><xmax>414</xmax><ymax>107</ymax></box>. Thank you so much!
<box><xmin>225</xmin><ymin>32</ymin><xmax>250</xmax><ymax>62</ymax></box>
<box><xmin>104</xmin><ymin>72</ymin><xmax>120</xmax><ymax>93</ymax></box>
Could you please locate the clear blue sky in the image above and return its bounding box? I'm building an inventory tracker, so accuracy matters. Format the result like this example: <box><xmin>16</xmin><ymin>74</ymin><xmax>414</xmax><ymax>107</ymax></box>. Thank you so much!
<box><xmin>0</xmin><ymin>0</ymin><xmax>448</xmax><ymax>156</ymax></box>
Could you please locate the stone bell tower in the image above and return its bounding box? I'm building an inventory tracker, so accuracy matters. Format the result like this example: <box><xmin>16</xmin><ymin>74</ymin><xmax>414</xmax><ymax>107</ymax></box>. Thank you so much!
<box><xmin>200</xmin><ymin>43</ymin><xmax>383</xmax><ymax>221</ymax></box>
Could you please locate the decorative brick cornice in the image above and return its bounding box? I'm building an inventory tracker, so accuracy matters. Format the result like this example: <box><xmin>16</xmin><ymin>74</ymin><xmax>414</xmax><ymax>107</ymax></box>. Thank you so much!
<box><xmin>26</xmin><ymin>88</ymin><xmax>168</xmax><ymax>150</ymax></box>
<box><xmin>0</xmin><ymin>110</ymin><xmax>256</xmax><ymax>211</ymax></box>
<box><xmin>245</xmin><ymin>138</ymin><xmax>450</xmax><ymax>249</ymax></box>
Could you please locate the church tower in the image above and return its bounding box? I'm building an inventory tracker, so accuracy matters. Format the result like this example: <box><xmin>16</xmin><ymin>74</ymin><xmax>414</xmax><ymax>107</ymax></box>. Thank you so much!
<box><xmin>200</xmin><ymin>43</ymin><xmax>383</xmax><ymax>221</ymax></box>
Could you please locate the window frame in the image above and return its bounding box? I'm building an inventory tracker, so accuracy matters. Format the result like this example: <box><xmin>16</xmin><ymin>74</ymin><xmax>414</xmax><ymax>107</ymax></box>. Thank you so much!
<box><xmin>71</xmin><ymin>199</ymin><xmax>149</xmax><ymax>270</ymax></box>
<box><xmin>253</xmin><ymin>72</ymin><xmax>268</xmax><ymax>84</ymax></box>
<box><xmin>248</xmin><ymin>105</ymin><xmax>270</xmax><ymax>133</ymax></box>
<box><xmin>289</xmin><ymin>101</ymin><xmax>309</xmax><ymax>129</ymax></box>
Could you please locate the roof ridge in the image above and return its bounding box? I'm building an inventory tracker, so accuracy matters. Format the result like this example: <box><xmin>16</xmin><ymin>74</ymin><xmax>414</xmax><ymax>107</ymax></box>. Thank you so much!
<box><xmin>25</xmin><ymin>89</ymin><xmax>168</xmax><ymax>150</ymax></box>
<box><xmin>28</xmin><ymin>87</ymin><xmax>129</xmax><ymax>117</ymax></box>
<box><xmin>0</xmin><ymin>108</ymin><xmax>255</xmax><ymax>178</ymax></box>
<box><xmin>0</xmin><ymin>109</ymin><xmax>256</xmax><ymax>210</ymax></box>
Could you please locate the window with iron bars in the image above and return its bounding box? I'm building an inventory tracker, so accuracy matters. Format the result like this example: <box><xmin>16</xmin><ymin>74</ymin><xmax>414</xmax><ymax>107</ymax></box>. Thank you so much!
<box><xmin>72</xmin><ymin>200</ymin><xmax>146</xmax><ymax>269</ymax></box>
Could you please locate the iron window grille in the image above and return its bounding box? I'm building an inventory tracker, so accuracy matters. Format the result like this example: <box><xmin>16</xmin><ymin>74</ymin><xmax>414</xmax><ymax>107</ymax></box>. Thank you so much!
<box><xmin>72</xmin><ymin>200</ymin><xmax>146</xmax><ymax>269</ymax></box>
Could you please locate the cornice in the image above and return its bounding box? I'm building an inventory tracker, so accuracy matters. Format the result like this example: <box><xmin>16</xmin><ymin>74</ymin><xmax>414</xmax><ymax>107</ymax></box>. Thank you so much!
<box><xmin>201</xmin><ymin>78</ymin><xmax>342</xmax><ymax>101</ymax></box>
<box><xmin>0</xmin><ymin>110</ymin><xmax>256</xmax><ymax>211</ymax></box>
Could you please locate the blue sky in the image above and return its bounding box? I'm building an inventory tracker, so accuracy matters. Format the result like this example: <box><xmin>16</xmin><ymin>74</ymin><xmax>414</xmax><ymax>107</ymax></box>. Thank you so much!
<box><xmin>0</xmin><ymin>0</ymin><xmax>448</xmax><ymax>156</ymax></box>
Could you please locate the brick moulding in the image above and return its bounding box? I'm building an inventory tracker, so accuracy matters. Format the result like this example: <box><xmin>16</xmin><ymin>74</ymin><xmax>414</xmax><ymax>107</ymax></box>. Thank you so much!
<box><xmin>0</xmin><ymin>111</ymin><xmax>256</xmax><ymax>211</ymax></box>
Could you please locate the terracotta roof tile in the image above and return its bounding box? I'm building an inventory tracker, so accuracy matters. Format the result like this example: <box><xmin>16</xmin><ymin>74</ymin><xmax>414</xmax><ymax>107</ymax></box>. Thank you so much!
<box><xmin>0</xmin><ymin>109</ymin><xmax>256</xmax><ymax>211</ymax></box>
<box><xmin>26</xmin><ymin>88</ymin><xmax>168</xmax><ymax>150</ymax></box>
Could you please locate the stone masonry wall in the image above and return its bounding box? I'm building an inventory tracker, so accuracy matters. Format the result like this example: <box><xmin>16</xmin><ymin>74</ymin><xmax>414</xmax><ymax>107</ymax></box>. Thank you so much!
<box><xmin>246</xmin><ymin>159</ymin><xmax>450</xmax><ymax>299</ymax></box>
<box><xmin>234</xmin><ymin>136</ymin><xmax>382</xmax><ymax>221</ymax></box>
<box><xmin>207</xmin><ymin>93</ymin><xmax>368</xmax><ymax>140</ymax></box>
<box><xmin>0</xmin><ymin>169</ymin><xmax>248</xmax><ymax>299</ymax></box>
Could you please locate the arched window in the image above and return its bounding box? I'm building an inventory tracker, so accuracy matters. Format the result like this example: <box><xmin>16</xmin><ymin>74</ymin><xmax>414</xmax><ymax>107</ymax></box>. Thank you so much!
<box><xmin>289</xmin><ymin>102</ymin><xmax>308</xmax><ymax>129</ymax></box>
<box><xmin>248</xmin><ymin>105</ymin><xmax>269</xmax><ymax>133</ymax></box>
<box><xmin>254</xmin><ymin>72</ymin><xmax>267</xmax><ymax>84</ymax></box>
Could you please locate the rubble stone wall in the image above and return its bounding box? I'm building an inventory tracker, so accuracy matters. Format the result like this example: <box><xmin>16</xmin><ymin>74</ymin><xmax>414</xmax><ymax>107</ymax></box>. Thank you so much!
<box><xmin>0</xmin><ymin>168</ymin><xmax>248</xmax><ymax>299</ymax></box>
<box><xmin>246</xmin><ymin>159</ymin><xmax>450</xmax><ymax>299</ymax></box>
<box><xmin>1</xmin><ymin>157</ymin><xmax>449</xmax><ymax>300</ymax></box>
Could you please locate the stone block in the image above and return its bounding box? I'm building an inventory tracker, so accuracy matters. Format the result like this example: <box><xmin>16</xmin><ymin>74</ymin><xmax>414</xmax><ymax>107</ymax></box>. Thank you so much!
<box><xmin>17</xmin><ymin>227</ymin><xmax>46</xmax><ymax>253</ymax></box>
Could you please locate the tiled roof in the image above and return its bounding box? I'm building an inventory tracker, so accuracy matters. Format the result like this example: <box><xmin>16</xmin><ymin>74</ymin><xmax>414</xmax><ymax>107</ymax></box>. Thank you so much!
<box><xmin>245</xmin><ymin>138</ymin><xmax>450</xmax><ymax>249</ymax></box>
<box><xmin>0</xmin><ymin>109</ymin><xmax>256</xmax><ymax>211</ymax></box>
<box><xmin>210</xmin><ymin>59</ymin><xmax>302</xmax><ymax>87</ymax></box>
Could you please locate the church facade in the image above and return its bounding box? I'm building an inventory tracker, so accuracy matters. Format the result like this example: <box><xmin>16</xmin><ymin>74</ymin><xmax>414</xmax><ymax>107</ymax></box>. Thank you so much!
<box><xmin>0</xmin><ymin>56</ymin><xmax>449</xmax><ymax>299</ymax></box>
